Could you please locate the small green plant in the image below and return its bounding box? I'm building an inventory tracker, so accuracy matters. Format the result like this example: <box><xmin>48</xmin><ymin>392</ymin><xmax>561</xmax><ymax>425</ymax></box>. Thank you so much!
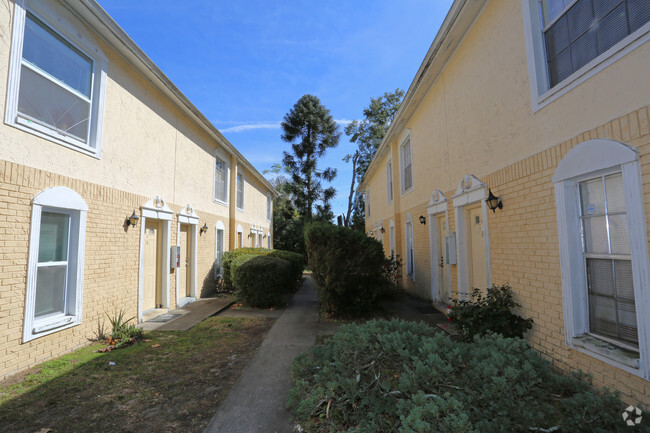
<box><xmin>448</xmin><ymin>284</ymin><xmax>533</xmax><ymax>341</ymax></box>
<box><xmin>382</xmin><ymin>253</ymin><xmax>403</xmax><ymax>291</ymax></box>
<box><xmin>106</xmin><ymin>310</ymin><xmax>142</xmax><ymax>349</ymax></box>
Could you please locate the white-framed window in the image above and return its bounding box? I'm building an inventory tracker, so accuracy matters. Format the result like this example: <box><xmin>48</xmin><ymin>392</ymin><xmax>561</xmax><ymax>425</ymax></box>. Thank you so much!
<box><xmin>214</xmin><ymin>221</ymin><xmax>225</xmax><ymax>279</ymax></box>
<box><xmin>267</xmin><ymin>232</ymin><xmax>271</xmax><ymax>249</ymax></box>
<box><xmin>553</xmin><ymin>139</ymin><xmax>650</xmax><ymax>378</ymax></box>
<box><xmin>522</xmin><ymin>0</ymin><xmax>650</xmax><ymax>110</ymax></box>
<box><xmin>236</xmin><ymin>170</ymin><xmax>245</xmax><ymax>211</ymax></box>
<box><xmin>24</xmin><ymin>187</ymin><xmax>88</xmax><ymax>342</ymax></box>
<box><xmin>400</xmin><ymin>132</ymin><xmax>413</xmax><ymax>194</ymax></box>
<box><xmin>386</xmin><ymin>159</ymin><xmax>393</xmax><ymax>203</ymax></box>
<box><xmin>405</xmin><ymin>214</ymin><xmax>415</xmax><ymax>281</ymax></box>
<box><xmin>6</xmin><ymin>0</ymin><xmax>107</xmax><ymax>157</ymax></box>
<box><xmin>365</xmin><ymin>189</ymin><xmax>370</xmax><ymax>218</ymax></box>
<box><xmin>389</xmin><ymin>220</ymin><xmax>395</xmax><ymax>256</ymax></box>
<box><xmin>267</xmin><ymin>194</ymin><xmax>272</xmax><ymax>221</ymax></box>
<box><xmin>213</xmin><ymin>150</ymin><xmax>229</xmax><ymax>205</ymax></box>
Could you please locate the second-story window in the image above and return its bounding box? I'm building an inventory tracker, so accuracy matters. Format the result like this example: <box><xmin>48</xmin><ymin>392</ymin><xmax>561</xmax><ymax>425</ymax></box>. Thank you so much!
<box><xmin>7</xmin><ymin>3</ymin><xmax>108</xmax><ymax>156</ymax></box>
<box><xmin>541</xmin><ymin>0</ymin><xmax>650</xmax><ymax>88</ymax></box>
<box><xmin>386</xmin><ymin>160</ymin><xmax>393</xmax><ymax>203</ymax></box>
<box><xmin>400</xmin><ymin>137</ymin><xmax>413</xmax><ymax>193</ymax></box>
<box><xmin>214</xmin><ymin>153</ymin><xmax>228</xmax><ymax>204</ymax></box>
<box><xmin>236</xmin><ymin>171</ymin><xmax>245</xmax><ymax>211</ymax></box>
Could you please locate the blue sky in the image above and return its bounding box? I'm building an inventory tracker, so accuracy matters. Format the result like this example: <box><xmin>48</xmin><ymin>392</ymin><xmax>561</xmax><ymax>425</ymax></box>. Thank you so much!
<box><xmin>98</xmin><ymin>0</ymin><xmax>454</xmax><ymax>217</ymax></box>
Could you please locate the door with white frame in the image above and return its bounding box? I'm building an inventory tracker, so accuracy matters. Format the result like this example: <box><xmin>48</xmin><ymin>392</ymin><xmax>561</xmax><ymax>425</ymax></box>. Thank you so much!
<box><xmin>452</xmin><ymin>175</ymin><xmax>491</xmax><ymax>299</ymax></box>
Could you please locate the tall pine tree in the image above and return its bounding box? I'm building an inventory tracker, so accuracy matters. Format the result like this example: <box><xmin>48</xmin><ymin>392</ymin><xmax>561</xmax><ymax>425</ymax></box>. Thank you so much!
<box><xmin>281</xmin><ymin>95</ymin><xmax>340</xmax><ymax>222</ymax></box>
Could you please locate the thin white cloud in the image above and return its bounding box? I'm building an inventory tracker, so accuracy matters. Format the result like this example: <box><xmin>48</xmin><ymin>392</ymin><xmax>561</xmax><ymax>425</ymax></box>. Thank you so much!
<box><xmin>220</xmin><ymin>122</ymin><xmax>282</xmax><ymax>133</ymax></box>
<box><xmin>218</xmin><ymin>119</ymin><xmax>353</xmax><ymax>133</ymax></box>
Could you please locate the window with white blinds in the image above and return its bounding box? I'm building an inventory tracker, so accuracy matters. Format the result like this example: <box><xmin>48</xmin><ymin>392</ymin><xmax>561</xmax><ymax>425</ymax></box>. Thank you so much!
<box><xmin>236</xmin><ymin>172</ymin><xmax>244</xmax><ymax>210</ymax></box>
<box><xmin>214</xmin><ymin>155</ymin><xmax>228</xmax><ymax>203</ymax></box>
<box><xmin>400</xmin><ymin>138</ymin><xmax>413</xmax><ymax>193</ymax></box>
<box><xmin>541</xmin><ymin>0</ymin><xmax>650</xmax><ymax>88</ymax></box>
<box><xmin>579</xmin><ymin>173</ymin><xmax>638</xmax><ymax>346</ymax></box>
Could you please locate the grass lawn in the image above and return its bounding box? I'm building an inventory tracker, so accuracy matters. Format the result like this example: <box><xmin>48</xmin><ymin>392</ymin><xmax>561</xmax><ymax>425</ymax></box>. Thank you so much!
<box><xmin>0</xmin><ymin>316</ymin><xmax>275</xmax><ymax>433</ymax></box>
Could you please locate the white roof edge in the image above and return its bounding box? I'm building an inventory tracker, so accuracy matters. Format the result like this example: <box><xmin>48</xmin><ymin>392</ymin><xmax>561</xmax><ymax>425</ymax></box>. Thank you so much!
<box><xmin>359</xmin><ymin>0</ymin><xmax>488</xmax><ymax>190</ymax></box>
<box><xmin>68</xmin><ymin>0</ymin><xmax>277</xmax><ymax>196</ymax></box>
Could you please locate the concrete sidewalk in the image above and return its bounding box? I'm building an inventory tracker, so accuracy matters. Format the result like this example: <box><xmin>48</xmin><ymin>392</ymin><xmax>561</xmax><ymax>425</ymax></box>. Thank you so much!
<box><xmin>203</xmin><ymin>276</ymin><xmax>323</xmax><ymax>433</ymax></box>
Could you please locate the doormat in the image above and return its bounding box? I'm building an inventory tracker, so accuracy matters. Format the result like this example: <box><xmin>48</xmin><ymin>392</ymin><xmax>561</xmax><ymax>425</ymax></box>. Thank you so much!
<box><xmin>148</xmin><ymin>313</ymin><xmax>182</xmax><ymax>323</ymax></box>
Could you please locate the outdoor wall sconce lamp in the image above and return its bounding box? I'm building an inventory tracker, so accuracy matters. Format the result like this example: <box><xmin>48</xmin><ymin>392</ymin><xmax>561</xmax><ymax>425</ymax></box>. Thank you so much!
<box><xmin>419</xmin><ymin>215</ymin><xmax>426</xmax><ymax>225</ymax></box>
<box><xmin>126</xmin><ymin>210</ymin><xmax>139</xmax><ymax>227</ymax></box>
<box><xmin>200</xmin><ymin>223</ymin><xmax>209</xmax><ymax>234</ymax></box>
<box><xmin>380</xmin><ymin>226</ymin><xmax>385</xmax><ymax>234</ymax></box>
<box><xmin>486</xmin><ymin>188</ymin><xmax>503</xmax><ymax>212</ymax></box>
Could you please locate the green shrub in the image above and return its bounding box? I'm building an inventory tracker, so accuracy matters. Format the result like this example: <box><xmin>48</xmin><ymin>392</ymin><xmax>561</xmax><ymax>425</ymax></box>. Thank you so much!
<box><xmin>233</xmin><ymin>255</ymin><xmax>295</xmax><ymax>308</ymax></box>
<box><xmin>222</xmin><ymin>247</ymin><xmax>272</xmax><ymax>291</ymax></box>
<box><xmin>268</xmin><ymin>250</ymin><xmax>304</xmax><ymax>281</ymax></box>
<box><xmin>288</xmin><ymin>319</ymin><xmax>645</xmax><ymax>433</ymax></box>
<box><xmin>448</xmin><ymin>284</ymin><xmax>533</xmax><ymax>341</ymax></box>
<box><xmin>305</xmin><ymin>223</ymin><xmax>387</xmax><ymax>316</ymax></box>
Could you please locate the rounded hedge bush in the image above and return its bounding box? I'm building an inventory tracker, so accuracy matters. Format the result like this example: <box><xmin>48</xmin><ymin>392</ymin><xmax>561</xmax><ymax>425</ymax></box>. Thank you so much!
<box><xmin>232</xmin><ymin>255</ymin><xmax>294</xmax><ymax>308</ymax></box>
<box><xmin>222</xmin><ymin>247</ymin><xmax>272</xmax><ymax>291</ymax></box>
<box><xmin>267</xmin><ymin>250</ymin><xmax>304</xmax><ymax>282</ymax></box>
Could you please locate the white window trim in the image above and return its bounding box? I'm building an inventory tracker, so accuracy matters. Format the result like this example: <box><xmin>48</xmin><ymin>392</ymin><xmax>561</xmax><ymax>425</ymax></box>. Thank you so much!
<box><xmin>266</xmin><ymin>193</ymin><xmax>273</xmax><ymax>222</ymax></box>
<box><xmin>24</xmin><ymin>186</ymin><xmax>88</xmax><ymax>342</ymax></box>
<box><xmin>405</xmin><ymin>213</ymin><xmax>415</xmax><ymax>281</ymax></box>
<box><xmin>553</xmin><ymin>139</ymin><xmax>650</xmax><ymax>378</ymax></box>
<box><xmin>214</xmin><ymin>220</ymin><xmax>226</xmax><ymax>279</ymax></box>
<box><xmin>427</xmin><ymin>190</ymin><xmax>450</xmax><ymax>303</ymax></box>
<box><xmin>399</xmin><ymin>130</ymin><xmax>414</xmax><ymax>195</ymax></box>
<box><xmin>386</xmin><ymin>158</ymin><xmax>393</xmax><ymax>204</ymax></box>
<box><xmin>389</xmin><ymin>219</ymin><xmax>395</xmax><ymax>256</ymax></box>
<box><xmin>6</xmin><ymin>0</ymin><xmax>108</xmax><ymax>158</ymax></box>
<box><xmin>213</xmin><ymin>149</ymin><xmax>230</xmax><ymax>206</ymax></box>
<box><xmin>138</xmin><ymin>196</ymin><xmax>172</xmax><ymax>322</ymax></box>
<box><xmin>176</xmin><ymin>204</ymin><xmax>199</xmax><ymax>307</ymax></box>
<box><xmin>236</xmin><ymin>170</ymin><xmax>245</xmax><ymax>212</ymax></box>
<box><xmin>521</xmin><ymin>0</ymin><xmax>650</xmax><ymax>112</ymax></box>
<box><xmin>452</xmin><ymin>175</ymin><xmax>491</xmax><ymax>300</ymax></box>
<box><xmin>365</xmin><ymin>188</ymin><xmax>370</xmax><ymax>218</ymax></box>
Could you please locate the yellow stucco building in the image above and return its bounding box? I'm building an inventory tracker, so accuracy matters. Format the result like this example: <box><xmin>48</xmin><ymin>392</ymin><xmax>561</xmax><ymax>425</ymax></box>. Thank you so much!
<box><xmin>361</xmin><ymin>0</ymin><xmax>650</xmax><ymax>404</ymax></box>
<box><xmin>0</xmin><ymin>0</ymin><xmax>276</xmax><ymax>379</ymax></box>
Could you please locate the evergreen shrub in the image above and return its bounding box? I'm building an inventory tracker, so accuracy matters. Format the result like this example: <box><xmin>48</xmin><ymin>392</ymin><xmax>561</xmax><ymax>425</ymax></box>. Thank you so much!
<box><xmin>268</xmin><ymin>250</ymin><xmax>304</xmax><ymax>282</ymax></box>
<box><xmin>448</xmin><ymin>284</ymin><xmax>533</xmax><ymax>341</ymax></box>
<box><xmin>288</xmin><ymin>319</ymin><xmax>646</xmax><ymax>433</ymax></box>
<box><xmin>232</xmin><ymin>255</ymin><xmax>294</xmax><ymax>308</ymax></box>
<box><xmin>304</xmin><ymin>223</ymin><xmax>387</xmax><ymax>316</ymax></box>
<box><xmin>222</xmin><ymin>247</ymin><xmax>272</xmax><ymax>290</ymax></box>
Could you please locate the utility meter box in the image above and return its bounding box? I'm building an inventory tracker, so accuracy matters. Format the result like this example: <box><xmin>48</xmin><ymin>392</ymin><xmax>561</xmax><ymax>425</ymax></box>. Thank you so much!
<box><xmin>445</xmin><ymin>232</ymin><xmax>457</xmax><ymax>265</ymax></box>
<box><xmin>171</xmin><ymin>246</ymin><xmax>181</xmax><ymax>268</ymax></box>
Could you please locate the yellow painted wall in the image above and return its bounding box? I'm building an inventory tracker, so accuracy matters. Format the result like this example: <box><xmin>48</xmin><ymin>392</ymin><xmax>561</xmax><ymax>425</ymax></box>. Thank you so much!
<box><xmin>363</xmin><ymin>0</ymin><xmax>650</xmax><ymax>404</ymax></box>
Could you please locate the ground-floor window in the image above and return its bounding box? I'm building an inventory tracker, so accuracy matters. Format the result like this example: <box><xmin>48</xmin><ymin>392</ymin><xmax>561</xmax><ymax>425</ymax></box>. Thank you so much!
<box><xmin>24</xmin><ymin>187</ymin><xmax>87</xmax><ymax>342</ymax></box>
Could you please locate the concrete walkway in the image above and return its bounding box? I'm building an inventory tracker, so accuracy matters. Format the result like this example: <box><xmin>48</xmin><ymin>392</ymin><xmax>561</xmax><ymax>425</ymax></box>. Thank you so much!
<box><xmin>138</xmin><ymin>294</ymin><xmax>235</xmax><ymax>331</ymax></box>
<box><xmin>204</xmin><ymin>276</ymin><xmax>323</xmax><ymax>433</ymax></box>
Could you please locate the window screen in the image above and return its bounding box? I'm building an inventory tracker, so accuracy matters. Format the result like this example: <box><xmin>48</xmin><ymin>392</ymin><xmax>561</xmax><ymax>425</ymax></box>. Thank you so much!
<box><xmin>579</xmin><ymin>172</ymin><xmax>638</xmax><ymax>346</ymax></box>
<box><xmin>541</xmin><ymin>0</ymin><xmax>650</xmax><ymax>87</ymax></box>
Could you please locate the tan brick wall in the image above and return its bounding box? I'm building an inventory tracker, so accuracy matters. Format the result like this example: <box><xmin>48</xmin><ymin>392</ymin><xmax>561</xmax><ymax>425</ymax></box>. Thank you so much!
<box><xmin>369</xmin><ymin>106</ymin><xmax>650</xmax><ymax>404</ymax></box>
<box><xmin>0</xmin><ymin>160</ymin><xmax>234</xmax><ymax>380</ymax></box>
